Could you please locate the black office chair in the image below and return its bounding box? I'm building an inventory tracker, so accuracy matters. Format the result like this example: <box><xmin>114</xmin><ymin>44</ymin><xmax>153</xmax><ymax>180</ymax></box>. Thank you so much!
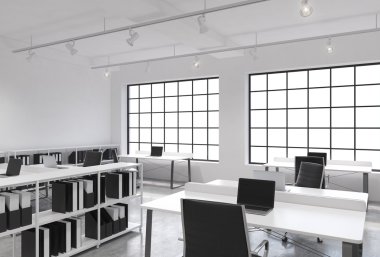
<box><xmin>83</xmin><ymin>151</ymin><xmax>102</xmax><ymax>167</ymax></box>
<box><xmin>295</xmin><ymin>162</ymin><xmax>325</xmax><ymax>189</ymax></box>
<box><xmin>307</xmin><ymin>152</ymin><xmax>327</xmax><ymax>166</ymax></box>
<box><xmin>181</xmin><ymin>199</ymin><xmax>269</xmax><ymax>257</ymax></box>
<box><xmin>295</xmin><ymin>156</ymin><xmax>325</xmax><ymax>189</ymax></box>
<box><xmin>111</xmin><ymin>149</ymin><xmax>119</xmax><ymax>163</ymax></box>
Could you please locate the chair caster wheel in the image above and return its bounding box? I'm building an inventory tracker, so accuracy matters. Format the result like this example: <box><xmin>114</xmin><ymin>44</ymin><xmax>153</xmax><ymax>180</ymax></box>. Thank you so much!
<box><xmin>317</xmin><ymin>237</ymin><xmax>323</xmax><ymax>243</ymax></box>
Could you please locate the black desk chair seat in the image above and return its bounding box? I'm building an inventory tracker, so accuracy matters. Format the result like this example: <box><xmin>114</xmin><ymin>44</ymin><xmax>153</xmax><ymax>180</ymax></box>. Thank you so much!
<box><xmin>181</xmin><ymin>199</ymin><xmax>269</xmax><ymax>257</ymax></box>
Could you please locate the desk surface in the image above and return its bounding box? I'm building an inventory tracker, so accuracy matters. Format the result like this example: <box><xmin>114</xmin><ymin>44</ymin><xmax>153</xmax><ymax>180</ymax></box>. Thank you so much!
<box><xmin>119</xmin><ymin>153</ymin><xmax>190</xmax><ymax>161</ymax></box>
<box><xmin>141</xmin><ymin>189</ymin><xmax>366</xmax><ymax>244</ymax></box>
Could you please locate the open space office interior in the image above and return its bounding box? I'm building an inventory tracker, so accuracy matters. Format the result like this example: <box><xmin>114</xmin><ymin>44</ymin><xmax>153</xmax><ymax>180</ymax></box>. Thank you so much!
<box><xmin>1</xmin><ymin>0</ymin><xmax>380</xmax><ymax>256</ymax></box>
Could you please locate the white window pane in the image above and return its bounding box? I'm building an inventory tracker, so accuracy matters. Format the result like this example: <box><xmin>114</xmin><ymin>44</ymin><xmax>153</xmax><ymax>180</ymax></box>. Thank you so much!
<box><xmin>193</xmin><ymin>80</ymin><xmax>207</xmax><ymax>94</ymax></box>
<box><xmin>288</xmin><ymin>109</ymin><xmax>307</xmax><ymax>127</ymax></box>
<box><xmin>250</xmin><ymin>75</ymin><xmax>267</xmax><ymax>91</ymax></box>
<box><xmin>288</xmin><ymin>129</ymin><xmax>307</xmax><ymax>147</ymax></box>
<box><xmin>165</xmin><ymin>97</ymin><xmax>178</xmax><ymax>112</ymax></box>
<box><xmin>193</xmin><ymin>112</ymin><xmax>207</xmax><ymax>127</ymax></box>
<box><xmin>332</xmin><ymin>67</ymin><xmax>354</xmax><ymax>86</ymax></box>
<box><xmin>268</xmin><ymin>148</ymin><xmax>286</xmax><ymax>161</ymax></box>
<box><xmin>268</xmin><ymin>129</ymin><xmax>286</xmax><ymax>146</ymax></box>
<box><xmin>129</xmin><ymin>129</ymin><xmax>139</xmax><ymax>142</ymax></box>
<box><xmin>193</xmin><ymin>145</ymin><xmax>207</xmax><ymax>160</ymax></box>
<box><xmin>152</xmin><ymin>83</ymin><xmax>164</xmax><ymax>97</ymax></box>
<box><xmin>288</xmin><ymin>148</ymin><xmax>308</xmax><ymax>159</ymax></box>
<box><xmin>208</xmin><ymin>95</ymin><xmax>219</xmax><ymax>111</ymax></box>
<box><xmin>179</xmin><ymin>112</ymin><xmax>192</xmax><ymax>127</ymax></box>
<box><xmin>165</xmin><ymin>113</ymin><xmax>177</xmax><ymax>127</ymax></box>
<box><xmin>165</xmin><ymin>82</ymin><xmax>178</xmax><ymax>96</ymax></box>
<box><xmin>209</xmin><ymin>112</ymin><xmax>219</xmax><ymax>127</ymax></box>
<box><xmin>356</xmin><ymin>64</ymin><xmax>380</xmax><ymax>85</ymax></box>
<box><xmin>357</xmin><ymin>107</ymin><xmax>380</xmax><ymax>127</ymax></box>
<box><xmin>129</xmin><ymin>143</ymin><xmax>138</xmax><ymax>154</ymax></box>
<box><xmin>194</xmin><ymin>129</ymin><xmax>207</xmax><ymax>144</ymax></box>
<box><xmin>309</xmin><ymin>88</ymin><xmax>330</xmax><ymax>107</ymax></box>
<box><xmin>356</xmin><ymin>129</ymin><xmax>380</xmax><ymax>149</ymax></box>
<box><xmin>152</xmin><ymin>98</ymin><xmax>164</xmax><ymax>112</ymax></box>
<box><xmin>209</xmin><ymin>146</ymin><xmax>219</xmax><ymax>161</ymax></box>
<box><xmin>309</xmin><ymin>129</ymin><xmax>330</xmax><ymax>148</ymax></box>
<box><xmin>288</xmin><ymin>71</ymin><xmax>307</xmax><ymax>89</ymax></box>
<box><xmin>209</xmin><ymin>129</ymin><xmax>219</xmax><ymax>145</ymax></box>
<box><xmin>140</xmin><ymin>143</ymin><xmax>151</xmax><ymax>151</ymax></box>
<box><xmin>268</xmin><ymin>73</ymin><xmax>286</xmax><ymax>90</ymax></box>
<box><xmin>129</xmin><ymin>99</ymin><xmax>139</xmax><ymax>113</ymax></box>
<box><xmin>140</xmin><ymin>129</ymin><xmax>151</xmax><ymax>143</ymax></box>
<box><xmin>251</xmin><ymin>147</ymin><xmax>267</xmax><ymax>163</ymax></box>
<box><xmin>332</xmin><ymin>108</ymin><xmax>354</xmax><ymax>127</ymax></box>
<box><xmin>251</xmin><ymin>110</ymin><xmax>266</xmax><ymax>127</ymax></box>
<box><xmin>165</xmin><ymin>144</ymin><xmax>177</xmax><ymax>152</ymax></box>
<box><xmin>268</xmin><ymin>91</ymin><xmax>286</xmax><ymax>108</ymax></box>
<box><xmin>251</xmin><ymin>92</ymin><xmax>267</xmax><ymax>109</ymax></box>
<box><xmin>331</xmin><ymin>150</ymin><xmax>353</xmax><ymax>161</ymax></box>
<box><xmin>179</xmin><ymin>145</ymin><xmax>193</xmax><ymax>154</ymax></box>
<box><xmin>179</xmin><ymin>96</ymin><xmax>192</xmax><ymax>111</ymax></box>
<box><xmin>209</xmin><ymin>79</ymin><xmax>219</xmax><ymax>94</ymax></box>
<box><xmin>140</xmin><ymin>84</ymin><xmax>151</xmax><ymax>98</ymax></box>
<box><xmin>332</xmin><ymin>87</ymin><xmax>354</xmax><ymax>107</ymax></box>
<box><xmin>356</xmin><ymin>151</ymin><xmax>380</xmax><ymax>169</ymax></box>
<box><xmin>165</xmin><ymin>129</ymin><xmax>178</xmax><ymax>143</ymax></box>
<box><xmin>140</xmin><ymin>98</ymin><xmax>151</xmax><ymax>112</ymax></box>
<box><xmin>193</xmin><ymin>95</ymin><xmax>207</xmax><ymax>111</ymax></box>
<box><xmin>356</xmin><ymin>85</ymin><xmax>380</xmax><ymax>106</ymax></box>
<box><xmin>309</xmin><ymin>69</ymin><xmax>330</xmax><ymax>88</ymax></box>
<box><xmin>268</xmin><ymin>110</ymin><xmax>286</xmax><ymax>127</ymax></box>
<box><xmin>152</xmin><ymin>129</ymin><xmax>164</xmax><ymax>143</ymax></box>
<box><xmin>332</xmin><ymin>129</ymin><xmax>354</xmax><ymax>148</ymax></box>
<box><xmin>309</xmin><ymin>109</ymin><xmax>330</xmax><ymax>128</ymax></box>
<box><xmin>179</xmin><ymin>81</ymin><xmax>192</xmax><ymax>95</ymax></box>
<box><xmin>129</xmin><ymin>86</ymin><xmax>139</xmax><ymax>98</ymax></box>
<box><xmin>288</xmin><ymin>90</ymin><xmax>307</xmax><ymax>108</ymax></box>
<box><xmin>140</xmin><ymin>114</ymin><xmax>151</xmax><ymax>127</ymax></box>
<box><xmin>251</xmin><ymin>129</ymin><xmax>266</xmax><ymax>146</ymax></box>
<box><xmin>129</xmin><ymin>114</ymin><xmax>139</xmax><ymax>127</ymax></box>
<box><xmin>152</xmin><ymin>113</ymin><xmax>164</xmax><ymax>127</ymax></box>
<box><xmin>179</xmin><ymin>129</ymin><xmax>192</xmax><ymax>144</ymax></box>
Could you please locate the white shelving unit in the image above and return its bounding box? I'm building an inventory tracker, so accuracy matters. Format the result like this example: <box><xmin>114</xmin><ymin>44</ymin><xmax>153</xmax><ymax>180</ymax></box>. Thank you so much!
<box><xmin>0</xmin><ymin>162</ymin><xmax>143</xmax><ymax>257</ymax></box>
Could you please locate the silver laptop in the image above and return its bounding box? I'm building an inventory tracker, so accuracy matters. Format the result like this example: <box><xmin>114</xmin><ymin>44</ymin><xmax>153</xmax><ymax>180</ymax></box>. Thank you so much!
<box><xmin>252</xmin><ymin>170</ymin><xmax>286</xmax><ymax>191</ymax></box>
<box><xmin>43</xmin><ymin>155</ymin><xmax>68</xmax><ymax>169</ymax></box>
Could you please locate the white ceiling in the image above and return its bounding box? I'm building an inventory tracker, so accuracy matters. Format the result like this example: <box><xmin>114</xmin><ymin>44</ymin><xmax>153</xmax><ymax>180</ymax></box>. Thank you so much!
<box><xmin>1</xmin><ymin>0</ymin><xmax>380</xmax><ymax>65</ymax></box>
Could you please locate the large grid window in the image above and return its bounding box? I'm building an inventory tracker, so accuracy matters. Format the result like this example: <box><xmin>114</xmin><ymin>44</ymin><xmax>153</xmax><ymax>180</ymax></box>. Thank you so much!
<box><xmin>249</xmin><ymin>63</ymin><xmax>380</xmax><ymax>169</ymax></box>
<box><xmin>128</xmin><ymin>77</ymin><xmax>219</xmax><ymax>161</ymax></box>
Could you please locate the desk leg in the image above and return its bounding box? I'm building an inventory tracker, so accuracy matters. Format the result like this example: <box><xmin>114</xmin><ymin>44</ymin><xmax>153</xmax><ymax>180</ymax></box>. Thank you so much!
<box><xmin>363</xmin><ymin>173</ymin><xmax>369</xmax><ymax>193</ymax></box>
<box><xmin>170</xmin><ymin>161</ymin><xmax>174</xmax><ymax>189</ymax></box>
<box><xmin>342</xmin><ymin>242</ymin><xmax>362</xmax><ymax>257</ymax></box>
<box><xmin>265</xmin><ymin>166</ymin><xmax>269</xmax><ymax>171</ymax></box>
<box><xmin>188</xmin><ymin>159</ymin><xmax>192</xmax><ymax>182</ymax></box>
<box><xmin>145</xmin><ymin>210</ymin><xmax>153</xmax><ymax>257</ymax></box>
<box><xmin>136</xmin><ymin>158</ymin><xmax>139</xmax><ymax>163</ymax></box>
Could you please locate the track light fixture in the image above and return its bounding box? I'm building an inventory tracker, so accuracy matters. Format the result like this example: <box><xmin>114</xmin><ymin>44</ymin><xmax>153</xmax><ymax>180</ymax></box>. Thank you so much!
<box><xmin>126</xmin><ymin>29</ymin><xmax>139</xmax><ymax>46</ymax></box>
<box><xmin>104</xmin><ymin>69</ymin><xmax>111</xmax><ymax>78</ymax></box>
<box><xmin>300</xmin><ymin>0</ymin><xmax>313</xmax><ymax>17</ymax></box>
<box><xmin>197</xmin><ymin>14</ymin><xmax>209</xmax><ymax>34</ymax></box>
<box><xmin>65</xmin><ymin>41</ymin><xmax>78</xmax><ymax>55</ymax></box>
<box><xmin>26</xmin><ymin>50</ymin><xmax>35</xmax><ymax>62</ymax></box>
<box><xmin>193</xmin><ymin>56</ymin><xmax>200</xmax><ymax>68</ymax></box>
<box><xmin>326</xmin><ymin>38</ymin><xmax>334</xmax><ymax>54</ymax></box>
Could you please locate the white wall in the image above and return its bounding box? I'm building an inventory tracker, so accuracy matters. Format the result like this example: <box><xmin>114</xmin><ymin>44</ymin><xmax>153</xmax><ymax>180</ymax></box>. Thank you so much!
<box><xmin>0</xmin><ymin>38</ymin><xmax>112</xmax><ymax>151</ymax></box>
<box><xmin>111</xmin><ymin>31</ymin><xmax>380</xmax><ymax>201</ymax></box>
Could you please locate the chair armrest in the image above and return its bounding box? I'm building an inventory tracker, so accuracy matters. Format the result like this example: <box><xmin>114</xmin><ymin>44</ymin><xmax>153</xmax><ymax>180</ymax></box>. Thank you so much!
<box><xmin>250</xmin><ymin>240</ymin><xmax>269</xmax><ymax>257</ymax></box>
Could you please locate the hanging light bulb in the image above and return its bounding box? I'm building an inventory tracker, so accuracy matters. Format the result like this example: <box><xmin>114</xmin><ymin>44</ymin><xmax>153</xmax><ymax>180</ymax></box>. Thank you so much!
<box><xmin>300</xmin><ymin>0</ymin><xmax>313</xmax><ymax>17</ymax></box>
<box><xmin>65</xmin><ymin>41</ymin><xmax>78</xmax><ymax>55</ymax></box>
<box><xmin>104</xmin><ymin>69</ymin><xmax>111</xmax><ymax>78</ymax></box>
<box><xmin>126</xmin><ymin>29</ymin><xmax>139</xmax><ymax>46</ymax></box>
<box><xmin>326</xmin><ymin>38</ymin><xmax>334</xmax><ymax>54</ymax></box>
<box><xmin>193</xmin><ymin>56</ymin><xmax>200</xmax><ymax>68</ymax></box>
<box><xmin>197</xmin><ymin>14</ymin><xmax>208</xmax><ymax>34</ymax></box>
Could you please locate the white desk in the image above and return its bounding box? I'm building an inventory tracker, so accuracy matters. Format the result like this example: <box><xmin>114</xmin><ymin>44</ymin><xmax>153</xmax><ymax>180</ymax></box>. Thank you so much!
<box><xmin>119</xmin><ymin>151</ymin><xmax>192</xmax><ymax>189</ymax></box>
<box><xmin>141</xmin><ymin>181</ymin><xmax>367</xmax><ymax>257</ymax></box>
<box><xmin>264</xmin><ymin>158</ymin><xmax>372</xmax><ymax>193</ymax></box>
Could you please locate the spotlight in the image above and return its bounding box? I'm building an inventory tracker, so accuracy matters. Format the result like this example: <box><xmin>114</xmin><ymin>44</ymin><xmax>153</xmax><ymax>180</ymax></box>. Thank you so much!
<box><xmin>126</xmin><ymin>29</ymin><xmax>139</xmax><ymax>46</ymax></box>
<box><xmin>300</xmin><ymin>0</ymin><xmax>313</xmax><ymax>17</ymax></box>
<box><xmin>197</xmin><ymin>14</ymin><xmax>208</xmax><ymax>34</ymax></box>
<box><xmin>26</xmin><ymin>50</ymin><xmax>35</xmax><ymax>62</ymax></box>
<box><xmin>65</xmin><ymin>41</ymin><xmax>78</xmax><ymax>55</ymax></box>
<box><xmin>104</xmin><ymin>69</ymin><xmax>111</xmax><ymax>78</ymax></box>
<box><xmin>193</xmin><ymin>56</ymin><xmax>200</xmax><ymax>68</ymax></box>
<box><xmin>326</xmin><ymin>38</ymin><xmax>333</xmax><ymax>54</ymax></box>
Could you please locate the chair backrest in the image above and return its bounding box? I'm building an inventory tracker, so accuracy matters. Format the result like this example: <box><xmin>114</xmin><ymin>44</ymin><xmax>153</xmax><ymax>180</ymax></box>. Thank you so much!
<box><xmin>181</xmin><ymin>199</ymin><xmax>251</xmax><ymax>257</ymax></box>
<box><xmin>307</xmin><ymin>152</ymin><xmax>327</xmax><ymax>166</ymax></box>
<box><xmin>83</xmin><ymin>151</ymin><xmax>102</xmax><ymax>167</ymax></box>
<box><xmin>111</xmin><ymin>149</ymin><xmax>119</xmax><ymax>163</ymax></box>
<box><xmin>295</xmin><ymin>162</ymin><xmax>325</xmax><ymax>189</ymax></box>
<box><xmin>295</xmin><ymin>156</ymin><xmax>325</xmax><ymax>188</ymax></box>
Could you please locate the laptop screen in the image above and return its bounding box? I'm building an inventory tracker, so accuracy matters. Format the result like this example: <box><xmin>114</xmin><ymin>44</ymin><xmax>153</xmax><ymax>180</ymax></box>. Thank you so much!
<box><xmin>237</xmin><ymin>178</ymin><xmax>275</xmax><ymax>209</ymax></box>
<box><xmin>151</xmin><ymin>146</ymin><xmax>163</xmax><ymax>157</ymax></box>
<box><xmin>6</xmin><ymin>158</ymin><xmax>22</xmax><ymax>176</ymax></box>
<box><xmin>83</xmin><ymin>151</ymin><xmax>102</xmax><ymax>167</ymax></box>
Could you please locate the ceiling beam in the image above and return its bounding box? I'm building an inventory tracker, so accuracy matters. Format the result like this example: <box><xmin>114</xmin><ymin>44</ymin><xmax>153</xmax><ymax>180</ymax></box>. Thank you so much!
<box><xmin>12</xmin><ymin>0</ymin><xmax>269</xmax><ymax>53</ymax></box>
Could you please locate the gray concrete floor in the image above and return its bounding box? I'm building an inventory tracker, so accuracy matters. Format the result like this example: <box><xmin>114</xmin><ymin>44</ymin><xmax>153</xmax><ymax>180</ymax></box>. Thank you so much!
<box><xmin>1</xmin><ymin>180</ymin><xmax>379</xmax><ymax>257</ymax></box>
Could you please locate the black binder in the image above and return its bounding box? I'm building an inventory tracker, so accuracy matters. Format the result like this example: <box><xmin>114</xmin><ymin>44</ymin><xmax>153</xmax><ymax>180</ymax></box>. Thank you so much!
<box><xmin>0</xmin><ymin>212</ymin><xmax>6</xmax><ymax>233</ymax></box>
<box><xmin>20</xmin><ymin>206</ymin><xmax>32</xmax><ymax>226</ymax></box>
<box><xmin>105</xmin><ymin>173</ymin><xmax>122</xmax><ymax>199</ymax></box>
<box><xmin>52</xmin><ymin>182</ymin><xmax>66</xmax><ymax>213</ymax></box>
<box><xmin>21</xmin><ymin>228</ymin><xmax>49</xmax><ymax>257</ymax></box>
<box><xmin>115</xmin><ymin>203</ymin><xmax>128</xmax><ymax>228</ymax></box>
<box><xmin>6</xmin><ymin>207</ymin><xmax>20</xmax><ymax>230</ymax></box>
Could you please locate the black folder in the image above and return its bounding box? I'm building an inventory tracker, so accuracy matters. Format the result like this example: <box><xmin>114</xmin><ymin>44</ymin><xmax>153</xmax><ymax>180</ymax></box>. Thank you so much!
<box><xmin>0</xmin><ymin>212</ymin><xmax>6</xmax><ymax>233</ymax></box>
<box><xmin>115</xmin><ymin>203</ymin><xmax>128</xmax><ymax>228</ymax></box>
<box><xmin>52</xmin><ymin>182</ymin><xmax>67</xmax><ymax>213</ymax></box>
<box><xmin>105</xmin><ymin>173</ymin><xmax>122</xmax><ymax>199</ymax></box>
<box><xmin>6</xmin><ymin>207</ymin><xmax>20</xmax><ymax>230</ymax></box>
<box><xmin>20</xmin><ymin>206</ymin><xmax>32</xmax><ymax>226</ymax></box>
<box><xmin>21</xmin><ymin>228</ymin><xmax>49</xmax><ymax>257</ymax></box>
